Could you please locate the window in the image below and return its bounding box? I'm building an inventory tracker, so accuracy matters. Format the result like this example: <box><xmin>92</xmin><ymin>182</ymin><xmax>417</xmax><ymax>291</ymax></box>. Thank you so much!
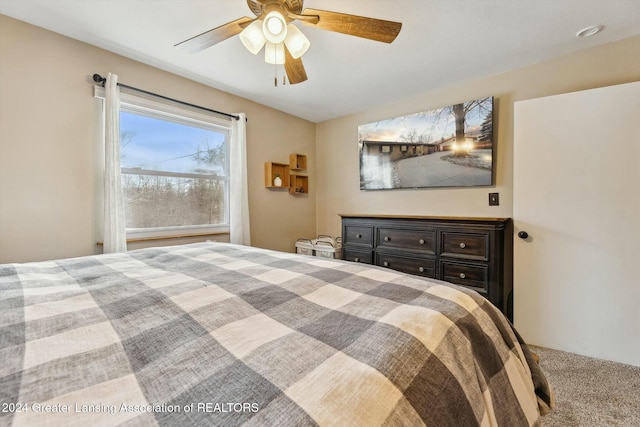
<box><xmin>118</xmin><ymin>95</ymin><xmax>231</xmax><ymax>238</ymax></box>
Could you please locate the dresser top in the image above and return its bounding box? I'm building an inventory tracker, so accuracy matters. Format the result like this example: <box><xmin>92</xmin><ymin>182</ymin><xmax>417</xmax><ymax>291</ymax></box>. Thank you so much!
<box><xmin>339</xmin><ymin>214</ymin><xmax>510</xmax><ymax>222</ymax></box>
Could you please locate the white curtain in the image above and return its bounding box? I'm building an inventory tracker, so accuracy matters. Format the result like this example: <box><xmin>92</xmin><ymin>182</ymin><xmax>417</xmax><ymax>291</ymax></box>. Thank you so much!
<box><xmin>229</xmin><ymin>113</ymin><xmax>251</xmax><ymax>245</ymax></box>
<box><xmin>103</xmin><ymin>73</ymin><xmax>127</xmax><ymax>253</ymax></box>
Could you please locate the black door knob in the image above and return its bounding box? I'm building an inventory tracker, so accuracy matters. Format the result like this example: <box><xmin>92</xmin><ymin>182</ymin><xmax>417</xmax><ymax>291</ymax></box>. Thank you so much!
<box><xmin>518</xmin><ymin>231</ymin><xmax>529</xmax><ymax>239</ymax></box>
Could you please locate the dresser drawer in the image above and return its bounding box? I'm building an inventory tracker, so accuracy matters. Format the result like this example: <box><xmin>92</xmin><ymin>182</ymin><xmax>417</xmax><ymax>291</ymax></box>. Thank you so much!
<box><xmin>440</xmin><ymin>261</ymin><xmax>488</xmax><ymax>294</ymax></box>
<box><xmin>441</xmin><ymin>232</ymin><xmax>489</xmax><ymax>260</ymax></box>
<box><xmin>344</xmin><ymin>248</ymin><xmax>373</xmax><ymax>264</ymax></box>
<box><xmin>344</xmin><ymin>225</ymin><xmax>374</xmax><ymax>247</ymax></box>
<box><xmin>377</xmin><ymin>227</ymin><xmax>435</xmax><ymax>253</ymax></box>
<box><xmin>377</xmin><ymin>253</ymin><xmax>435</xmax><ymax>278</ymax></box>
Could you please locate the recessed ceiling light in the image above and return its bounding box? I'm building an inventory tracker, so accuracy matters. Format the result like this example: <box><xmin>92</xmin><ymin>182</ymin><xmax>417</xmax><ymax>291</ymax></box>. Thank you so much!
<box><xmin>576</xmin><ymin>25</ymin><xmax>604</xmax><ymax>38</ymax></box>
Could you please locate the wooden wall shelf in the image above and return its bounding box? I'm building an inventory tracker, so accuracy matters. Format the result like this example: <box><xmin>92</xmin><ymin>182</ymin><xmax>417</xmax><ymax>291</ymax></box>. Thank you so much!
<box><xmin>290</xmin><ymin>153</ymin><xmax>307</xmax><ymax>171</ymax></box>
<box><xmin>265</xmin><ymin>154</ymin><xmax>309</xmax><ymax>195</ymax></box>
<box><xmin>290</xmin><ymin>174</ymin><xmax>309</xmax><ymax>195</ymax></box>
<box><xmin>264</xmin><ymin>162</ymin><xmax>290</xmax><ymax>189</ymax></box>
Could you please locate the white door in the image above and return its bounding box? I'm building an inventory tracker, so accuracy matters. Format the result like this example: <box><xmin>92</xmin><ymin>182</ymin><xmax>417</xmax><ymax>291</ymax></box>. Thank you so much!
<box><xmin>513</xmin><ymin>81</ymin><xmax>640</xmax><ymax>366</ymax></box>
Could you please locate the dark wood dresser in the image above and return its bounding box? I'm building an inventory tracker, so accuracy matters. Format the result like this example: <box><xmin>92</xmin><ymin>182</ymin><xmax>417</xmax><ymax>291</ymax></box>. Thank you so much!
<box><xmin>340</xmin><ymin>215</ymin><xmax>513</xmax><ymax>320</ymax></box>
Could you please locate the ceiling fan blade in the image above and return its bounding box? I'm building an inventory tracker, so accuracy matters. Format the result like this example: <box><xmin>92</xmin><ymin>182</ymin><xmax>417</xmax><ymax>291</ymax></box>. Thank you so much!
<box><xmin>284</xmin><ymin>46</ymin><xmax>307</xmax><ymax>84</ymax></box>
<box><xmin>299</xmin><ymin>8</ymin><xmax>401</xmax><ymax>43</ymax></box>
<box><xmin>175</xmin><ymin>17</ymin><xmax>255</xmax><ymax>53</ymax></box>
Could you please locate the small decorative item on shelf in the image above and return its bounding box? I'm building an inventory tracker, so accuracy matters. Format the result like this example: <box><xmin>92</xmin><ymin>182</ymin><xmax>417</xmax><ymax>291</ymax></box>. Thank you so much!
<box><xmin>274</xmin><ymin>174</ymin><xmax>282</xmax><ymax>187</ymax></box>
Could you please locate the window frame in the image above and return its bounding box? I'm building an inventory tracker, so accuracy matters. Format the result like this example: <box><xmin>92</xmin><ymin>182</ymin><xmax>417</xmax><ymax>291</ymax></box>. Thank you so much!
<box><xmin>97</xmin><ymin>88</ymin><xmax>232</xmax><ymax>240</ymax></box>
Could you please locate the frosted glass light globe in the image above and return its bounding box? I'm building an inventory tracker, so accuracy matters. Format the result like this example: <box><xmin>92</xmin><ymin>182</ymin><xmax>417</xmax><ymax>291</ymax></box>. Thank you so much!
<box><xmin>262</xmin><ymin>11</ymin><xmax>287</xmax><ymax>43</ymax></box>
<box><xmin>267</xmin><ymin>16</ymin><xmax>283</xmax><ymax>35</ymax></box>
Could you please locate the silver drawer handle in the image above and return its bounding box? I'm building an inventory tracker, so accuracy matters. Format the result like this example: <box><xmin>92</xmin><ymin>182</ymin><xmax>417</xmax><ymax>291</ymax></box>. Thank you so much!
<box><xmin>418</xmin><ymin>267</ymin><xmax>424</xmax><ymax>273</ymax></box>
<box><xmin>459</xmin><ymin>273</ymin><xmax>466</xmax><ymax>279</ymax></box>
<box><xmin>419</xmin><ymin>239</ymin><xmax>425</xmax><ymax>245</ymax></box>
<box><xmin>356</xmin><ymin>234</ymin><xmax>362</xmax><ymax>238</ymax></box>
<box><xmin>459</xmin><ymin>242</ymin><xmax>466</xmax><ymax>249</ymax></box>
<box><xmin>383</xmin><ymin>261</ymin><xmax>389</xmax><ymax>267</ymax></box>
<box><xmin>384</xmin><ymin>236</ymin><xmax>390</xmax><ymax>241</ymax></box>
<box><xmin>354</xmin><ymin>257</ymin><xmax>360</xmax><ymax>262</ymax></box>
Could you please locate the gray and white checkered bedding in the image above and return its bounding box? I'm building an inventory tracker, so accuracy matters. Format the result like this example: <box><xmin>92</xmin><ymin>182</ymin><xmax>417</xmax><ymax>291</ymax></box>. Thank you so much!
<box><xmin>1</xmin><ymin>242</ymin><xmax>552</xmax><ymax>426</ymax></box>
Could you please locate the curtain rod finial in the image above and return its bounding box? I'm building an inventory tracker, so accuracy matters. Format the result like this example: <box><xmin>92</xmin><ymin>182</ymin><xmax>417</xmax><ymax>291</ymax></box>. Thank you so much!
<box><xmin>93</xmin><ymin>74</ymin><xmax>106</xmax><ymax>84</ymax></box>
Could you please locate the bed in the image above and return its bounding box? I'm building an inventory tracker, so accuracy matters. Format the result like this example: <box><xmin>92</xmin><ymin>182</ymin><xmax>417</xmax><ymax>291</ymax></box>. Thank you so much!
<box><xmin>1</xmin><ymin>242</ymin><xmax>552</xmax><ymax>426</ymax></box>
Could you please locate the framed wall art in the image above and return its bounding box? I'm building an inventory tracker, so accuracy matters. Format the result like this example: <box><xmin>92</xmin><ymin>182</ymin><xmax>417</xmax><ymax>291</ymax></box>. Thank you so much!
<box><xmin>358</xmin><ymin>96</ymin><xmax>494</xmax><ymax>190</ymax></box>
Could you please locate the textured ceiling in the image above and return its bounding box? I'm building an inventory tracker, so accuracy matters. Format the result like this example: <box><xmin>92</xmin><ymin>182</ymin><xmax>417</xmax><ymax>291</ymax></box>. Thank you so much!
<box><xmin>1</xmin><ymin>0</ymin><xmax>639</xmax><ymax>122</ymax></box>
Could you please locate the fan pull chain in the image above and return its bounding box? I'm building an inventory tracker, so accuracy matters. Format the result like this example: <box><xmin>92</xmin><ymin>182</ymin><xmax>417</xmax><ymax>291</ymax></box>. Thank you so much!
<box><xmin>274</xmin><ymin>65</ymin><xmax>287</xmax><ymax>87</ymax></box>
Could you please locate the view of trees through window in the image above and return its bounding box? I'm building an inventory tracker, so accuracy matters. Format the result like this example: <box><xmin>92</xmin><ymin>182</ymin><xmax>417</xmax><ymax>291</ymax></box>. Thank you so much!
<box><xmin>120</xmin><ymin>109</ymin><xmax>229</xmax><ymax>230</ymax></box>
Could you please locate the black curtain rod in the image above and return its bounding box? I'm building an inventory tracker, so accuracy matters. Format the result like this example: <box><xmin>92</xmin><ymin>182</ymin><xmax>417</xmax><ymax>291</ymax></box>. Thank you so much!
<box><xmin>92</xmin><ymin>74</ymin><xmax>242</xmax><ymax>121</ymax></box>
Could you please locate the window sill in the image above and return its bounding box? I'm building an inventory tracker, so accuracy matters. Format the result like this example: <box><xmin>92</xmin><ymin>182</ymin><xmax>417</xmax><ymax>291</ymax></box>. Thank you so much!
<box><xmin>96</xmin><ymin>230</ymin><xmax>229</xmax><ymax>246</ymax></box>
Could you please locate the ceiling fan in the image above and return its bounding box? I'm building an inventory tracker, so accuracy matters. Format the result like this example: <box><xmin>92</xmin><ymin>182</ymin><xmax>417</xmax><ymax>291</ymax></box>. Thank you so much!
<box><xmin>175</xmin><ymin>0</ymin><xmax>402</xmax><ymax>85</ymax></box>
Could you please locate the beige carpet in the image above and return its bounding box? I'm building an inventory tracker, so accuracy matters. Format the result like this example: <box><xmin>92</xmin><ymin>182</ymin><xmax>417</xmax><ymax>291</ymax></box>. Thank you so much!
<box><xmin>530</xmin><ymin>346</ymin><xmax>640</xmax><ymax>426</ymax></box>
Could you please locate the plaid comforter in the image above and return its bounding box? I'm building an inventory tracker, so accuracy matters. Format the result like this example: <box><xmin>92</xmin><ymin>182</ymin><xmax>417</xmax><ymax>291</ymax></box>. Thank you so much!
<box><xmin>1</xmin><ymin>242</ymin><xmax>552</xmax><ymax>426</ymax></box>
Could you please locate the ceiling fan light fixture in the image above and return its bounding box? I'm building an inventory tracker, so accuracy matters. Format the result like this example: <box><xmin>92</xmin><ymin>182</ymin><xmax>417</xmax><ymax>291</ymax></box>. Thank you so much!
<box><xmin>262</xmin><ymin>11</ymin><xmax>287</xmax><ymax>43</ymax></box>
<box><xmin>239</xmin><ymin>20</ymin><xmax>266</xmax><ymax>54</ymax></box>
<box><xmin>175</xmin><ymin>1</ymin><xmax>404</xmax><ymax>86</ymax></box>
<box><xmin>284</xmin><ymin>24</ymin><xmax>310</xmax><ymax>59</ymax></box>
<box><xmin>264</xmin><ymin>42</ymin><xmax>285</xmax><ymax>65</ymax></box>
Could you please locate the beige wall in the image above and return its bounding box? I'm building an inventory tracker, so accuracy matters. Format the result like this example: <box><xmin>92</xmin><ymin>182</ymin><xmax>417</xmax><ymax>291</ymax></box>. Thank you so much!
<box><xmin>0</xmin><ymin>15</ymin><xmax>316</xmax><ymax>263</ymax></box>
<box><xmin>315</xmin><ymin>36</ymin><xmax>640</xmax><ymax>237</ymax></box>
